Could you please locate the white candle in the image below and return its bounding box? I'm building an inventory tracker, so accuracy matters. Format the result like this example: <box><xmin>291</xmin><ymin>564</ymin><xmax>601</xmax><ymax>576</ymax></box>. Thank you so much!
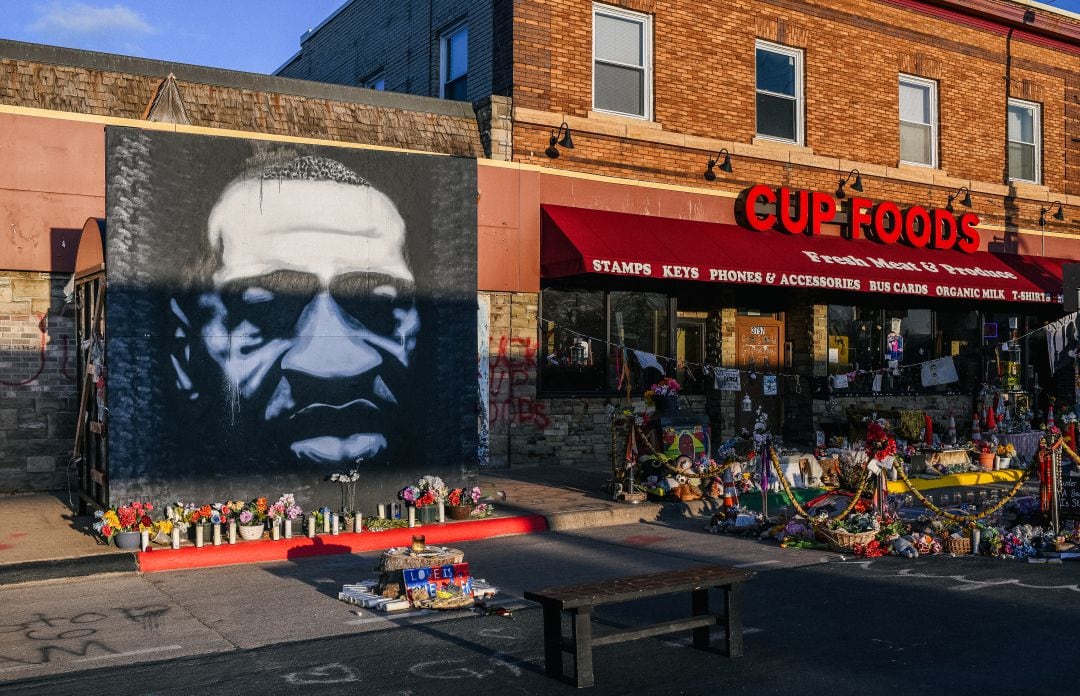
<box><xmin>408</xmin><ymin>506</ymin><xmax>416</xmax><ymax>528</ymax></box>
<box><xmin>284</xmin><ymin>519</ymin><xmax>293</xmax><ymax>538</ymax></box>
<box><xmin>353</xmin><ymin>513</ymin><xmax>362</xmax><ymax>533</ymax></box>
<box><xmin>272</xmin><ymin>520</ymin><xmax>281</xmax><ymax>540</ymax></box>
<box><xmin>438</xmin><ymin>500</ymin><xmax>445</xmax><ymax>524</ymax></box>
<box><xmin>171</xmin><ymin>527</ymin><xmax>180</xmax><ymax>550</ymax></box>
<box><xmin>140</xmin><ymin>530</ymin><xmax>150</xmax><ymax>551</ymax></box>
<box><xmin>212</xmin><ymin>523</ymin><xmax>222</xmax><ymax>546</ymax></box>
<box><xmin>377</xmin><ymin>504</ymin><xmax>386</xmax><ymax>519</ymax></box>
<box><xmin>195</xmin><ymin>524</ymin><xmax>204</xmax><ymax>548</ymax></box>
<box><xmin>322</xmin><ymin>512</ymin><xmax>330</xmax><ymax>534</ymax></box>
<box><xmin>228</xmin><ymin>521</ymin><xmax>237</xmax><ymax>544</ymax></box>
<box><xmin>331</xmin><ymin>514</ymin><xmax>340</xmax><ymax>535</ymax></box>
<box><xmin>307</xmin><ymin>514</ymin><xmax>316</xmax><ymax>538</ymax></box>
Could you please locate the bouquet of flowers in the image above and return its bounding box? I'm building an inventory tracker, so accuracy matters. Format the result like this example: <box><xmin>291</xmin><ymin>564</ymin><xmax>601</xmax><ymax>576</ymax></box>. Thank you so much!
<box><xmin>446</xmin><ymin>487</ymin><xmax>483</xmax><ymax>508</ymax></box>
<box><xmin>974</xmin><ymin>439</ymin><xmax>995</xmax><ymax>454</ymax></box>
<box><xmin>330</xmin><ymin>469</ymin><xmax>361</xmax><ymax>513</ymax></box>
<box><xmin>93</xmin><ymin>501</ymin><xmax>155</xmax><ymax>539</ymax></box>
<box><xmin>236</xmin><ymin>498</ymin><xmax>269</xmax><ymax>526</ymax></box>
<box><xmin>267</xmin><ymin>493</ymin><xmax>303</xmax><ymax>521</ymax></box>
<box><xmin>398</xmin><ymin>475</ymin><xmax>448</xmax><ymax>508</ymax></box>
<box><xmin>996</xmin><ymin>443</ymin><xmax>1016</xmax><ymax>458</ymax></box>
<box><xmin>649</xmin><ymin>377</ymin><xmax>681</xmax><ymax>396</ymax></box>
<box><xmin>864</xmin><ymin>421</ymin><xmax>897</xmax><ymax>461</ymax></box>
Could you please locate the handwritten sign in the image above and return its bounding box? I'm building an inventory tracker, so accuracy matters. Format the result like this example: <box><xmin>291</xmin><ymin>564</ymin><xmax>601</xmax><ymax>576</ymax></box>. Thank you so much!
<box><xmin>1060</xmin><ymin>458</ymin><xmax>1080</xmax><ymax>519</ymax></box>
<box><xmin>402</xmin><ymin>563</ymin><xmax>473</xmax><ymax>605</ymax></box>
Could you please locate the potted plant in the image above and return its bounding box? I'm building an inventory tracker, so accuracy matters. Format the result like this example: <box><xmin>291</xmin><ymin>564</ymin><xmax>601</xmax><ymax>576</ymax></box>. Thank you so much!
<box><xmin>330</xmin><ymin>468</ymin><xmax>361</xmax><ymax>527</ymax></box>
<box><xmin>93</xmin><ymin>501</ymin><xmax>155</xmax><ymax>549</ymax></box>
<box><xmin>235</xmin><ymin>498</ymin><xmax>269</xmax><ymax>540</ymax></box>
<box><xmin>399</xmin><ymin>475</ymin><xmax>447</xmax><ymax>525</ymax></box>
<box><xmin>646</xmin><ymin>377</ymin><xmax>681</xmax><ymax>415</ymax></box>
<box><xmin>445</xmin><ymin>487</ymin><xmax>483</xmax><ymax>520</ymax></box>
<box><xmin>973</xmin><ymin>440</ymin><xmax>995</xmax><ymax>470</ymax></box>
<box><xmin>269</xmin><ymin>493</ymin><xmax>303</xmax><ymax>537</ymax></box>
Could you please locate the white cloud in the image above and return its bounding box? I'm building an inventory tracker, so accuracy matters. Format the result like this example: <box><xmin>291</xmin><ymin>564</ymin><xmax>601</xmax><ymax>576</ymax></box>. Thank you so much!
<box><xmin>29</xmin><ymin>2</ymin><xmax>157</xmax><ymax>35</ymax></box>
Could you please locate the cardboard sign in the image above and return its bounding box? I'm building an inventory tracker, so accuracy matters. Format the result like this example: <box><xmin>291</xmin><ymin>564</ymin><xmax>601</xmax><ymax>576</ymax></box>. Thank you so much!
<box><xmin>402</xmin><ymin>563</ymin><xmax>474</xmax><ymax>605</ymax></box>
<box><xmin>1060</xmin><ymin>458</ymin><xmax>1080</xmax><ymax>520</ymax></box>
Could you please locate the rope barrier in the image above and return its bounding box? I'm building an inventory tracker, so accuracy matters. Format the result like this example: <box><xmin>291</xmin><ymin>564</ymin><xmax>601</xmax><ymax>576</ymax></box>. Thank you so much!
<box><xmin>768</xmin><ymin>447</ymin><xmax>869</xmax><ymax>523</ymax></box>
<box><xmin>894</xmin><ymin>459</ymin><xmax>1029</xmax><ymax>523</ymax></box>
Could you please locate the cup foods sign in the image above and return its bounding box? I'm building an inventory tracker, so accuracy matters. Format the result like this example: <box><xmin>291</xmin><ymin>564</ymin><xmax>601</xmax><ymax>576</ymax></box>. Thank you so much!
<box><xmin>735</xmin><ymin>184</ymin><xmax>980</xmax><ymax>252</ymax></box>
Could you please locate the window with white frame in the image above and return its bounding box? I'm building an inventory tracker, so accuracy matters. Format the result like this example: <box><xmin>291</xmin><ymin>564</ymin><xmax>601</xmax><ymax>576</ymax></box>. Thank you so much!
<box><xmin>755</xmin><ymin>40</ymin><xmax>803</xmax><ymax>144</ymax></box>
<box><xmin>899</xmin><ymin>75</ymin><xmax>937</xmax><ymax>167</ymax></box>
<box><xmin>1008</xmin><ymin>98</ymin><xmax>1041</xmax><ymax>183</ymax></box>
<box><xmin>592</xmin><ymin>3</ymin><xmax>652</xmax><ymax>119</ymax></box>
<box><xmin>440</xmin><ymin>24</ymin><xmax>468</xmax><ymax>100</ymax></box>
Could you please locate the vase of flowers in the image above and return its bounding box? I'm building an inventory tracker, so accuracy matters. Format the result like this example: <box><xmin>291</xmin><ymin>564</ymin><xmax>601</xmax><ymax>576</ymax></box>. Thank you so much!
<box><xmin>646</xmin><ymin>377</ymin><xmax>681</xmax><ymax>416</ymax></box>
<box><xmin>269</xmin><ymin>493</ymin><xmax>304</xmax><ymax>537</ymax></box>
<box><xmin>93</xmin><ymin>501</ymin><xmax>155</xmax><ymax>548</ymax></box>
<box><xmin>996</xmin><ymin>443</ymin><xmax>1016</xmax><ymax>469</ymax></box>
<box><xmin>399</xmin><ymin>475</ymin><xmax>447</xmax><ymax>524</ymax></box>
<box><xmin>446</xmin><ymin>487</ymin><xmax>483</xmax><ymax>520</ymax></box>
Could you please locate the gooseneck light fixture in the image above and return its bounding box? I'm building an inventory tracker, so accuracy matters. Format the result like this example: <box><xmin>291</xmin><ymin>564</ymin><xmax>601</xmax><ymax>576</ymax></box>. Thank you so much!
<box><xmin>703</xmin><ymin>149</ymin><xmax>733</xmax><ymax>181</ymax></box>
<box><xmin>1039</xmin><ymin>201</ymin><xmax>1065</xmax><ymax>227</ymax></box>
<box><xmin>945</xmin><ymin>186</ymin><xmax>973</xmax><ymax>213</ymax></box>
<box><xmin>545</xmin><ymin>122</ymin><xmax>574</xmax><ymax>158</ymax></box>
<box><xmin>835</xmin><ymin>169</ymin><xmax>863</xmax><ymax>199</ymax></box>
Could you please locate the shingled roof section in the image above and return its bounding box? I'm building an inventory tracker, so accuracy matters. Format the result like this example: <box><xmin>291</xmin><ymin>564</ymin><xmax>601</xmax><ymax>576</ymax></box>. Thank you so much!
<box><xmin>0</xmin><ymin>39</ymin><xmax>483</xmax><ymax>158</ymax></box>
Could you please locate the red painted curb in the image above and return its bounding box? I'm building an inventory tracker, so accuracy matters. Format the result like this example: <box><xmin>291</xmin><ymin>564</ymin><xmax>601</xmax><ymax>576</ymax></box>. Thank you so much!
<box><xmin>136</xmin><ymin>515</ymin><xmax>549</xmax><ymax>573</ymax></box>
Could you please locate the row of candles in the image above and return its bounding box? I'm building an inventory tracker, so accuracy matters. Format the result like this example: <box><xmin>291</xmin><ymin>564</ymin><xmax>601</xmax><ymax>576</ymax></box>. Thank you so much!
<box><xmin>144</xmin><ymin>502</ymin><xmax>448</xmax><ymax>551</ymax></box>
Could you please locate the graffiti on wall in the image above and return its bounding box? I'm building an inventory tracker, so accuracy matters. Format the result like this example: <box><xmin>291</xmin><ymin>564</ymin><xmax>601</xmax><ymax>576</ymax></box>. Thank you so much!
<box><xmin>104</xmin><ymin>127</ymin><xmax>477</xmax><ymax>508</ymax></box>
<box><xmin>489</xmin><ymin>335</ymin><xmax>549</xmax><ymax>429</ymax></box>
<box><xmin>0</xmin><ymin>312</ymin><xmax>75</xmax><ymax>387</ymax></box>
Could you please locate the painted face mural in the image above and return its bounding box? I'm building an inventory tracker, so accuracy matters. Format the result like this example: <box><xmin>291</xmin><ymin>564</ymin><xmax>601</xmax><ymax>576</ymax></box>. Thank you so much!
<box><xmin>105</xmin><ymin>128</ymin><xmax>477</xmax><ymax>505</ymax></box>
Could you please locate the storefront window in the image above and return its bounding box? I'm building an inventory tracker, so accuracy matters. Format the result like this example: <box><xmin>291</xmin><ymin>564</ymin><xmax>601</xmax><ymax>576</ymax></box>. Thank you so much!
<box><xmin>827</xmin><ymin>306</ymin><xmax>977</xmax><ymax>394</ymax></box>
<box><xmin>540</xmin><ymin>289</ymin><xmax>606</xmax><ymax>391</ymax></box>
<box><xmin>608</xmin><ymin>291</ymin><xmax>671</xmax><ymax>388</ymax></box>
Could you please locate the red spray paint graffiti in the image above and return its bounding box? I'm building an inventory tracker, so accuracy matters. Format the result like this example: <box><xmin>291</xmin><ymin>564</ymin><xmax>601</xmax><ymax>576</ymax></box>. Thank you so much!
<box><xmin>0</xmin><ymin>312</ymin><xmax>76</xmax><ymax>386</ymax></box>
<box><xmin>489</xmin><ymin>335</ymin><xmax>549</xmax><ymax>429</ymax></box>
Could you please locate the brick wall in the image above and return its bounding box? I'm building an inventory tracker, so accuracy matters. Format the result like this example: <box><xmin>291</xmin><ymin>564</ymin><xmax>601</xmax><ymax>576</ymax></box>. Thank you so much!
<box><xmin>277</xmin><ymin>0</ymin><xmax>497</xmax><ymax>105</ymax></box>
<box><xmin>510</xmin><ymin>0</ymin><xmax>1079</xmax><ymax>239</ymax></box>
<box><xmin>0</xmin><ymin>272</ymin><xmax>77</xmax><ymax>492</ymax></box>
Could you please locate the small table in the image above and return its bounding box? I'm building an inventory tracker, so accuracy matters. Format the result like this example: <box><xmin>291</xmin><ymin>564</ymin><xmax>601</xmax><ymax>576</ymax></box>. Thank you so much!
<box><xmin>975</xmin><ymin>431</ymin><xmax>1042</xmax><ymax>464</ymax></box>
<box><xmin>524</xmin><ymin>565</ymin><xmax>754</xmax><ymax>688</ymax></box>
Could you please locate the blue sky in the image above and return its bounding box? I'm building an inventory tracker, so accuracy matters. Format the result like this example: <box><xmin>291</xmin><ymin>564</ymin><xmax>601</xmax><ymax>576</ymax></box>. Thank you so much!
<box><xmin>0</xmin><ymin>1</ymin><xmax>1078</xmax><ymax>76</ymax></box>
<box><xmin>0</xmin><ymin>1</ymin><xmax>347</xmax><ymax>74</ymax></box>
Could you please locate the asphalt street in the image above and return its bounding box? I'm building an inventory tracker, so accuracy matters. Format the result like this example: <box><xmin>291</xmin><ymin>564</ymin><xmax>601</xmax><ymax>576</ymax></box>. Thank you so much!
<box><xmin>1</xmin><ymin>516</ymin><xmax>1077</xmax><ymax>695</ymax></box>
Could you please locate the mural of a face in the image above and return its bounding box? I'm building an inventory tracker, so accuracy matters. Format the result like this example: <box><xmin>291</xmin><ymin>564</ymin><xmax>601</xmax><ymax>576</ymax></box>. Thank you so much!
<box><xmin>171</xmin><ymin>156</ymin><xmax>420</xmax><ymax>466</ymax></box>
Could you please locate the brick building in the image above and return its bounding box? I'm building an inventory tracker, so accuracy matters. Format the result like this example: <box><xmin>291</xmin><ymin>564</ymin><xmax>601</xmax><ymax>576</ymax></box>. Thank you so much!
<box><xmin>283</xmin><ymin>0</ymin><xmax>1080</xmax><ymax>466</ymax></box>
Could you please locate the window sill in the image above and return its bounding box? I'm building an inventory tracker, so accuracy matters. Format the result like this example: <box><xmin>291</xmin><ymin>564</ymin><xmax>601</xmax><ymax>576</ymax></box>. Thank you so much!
<box><xmin>587</xmin><ymin>110</ymin><xmax>661</xmax><ymax>129</ymax></box>
<box><xmin>751</xmin><ymin>136</ymin><xmax>811</xmax><ymax>154</ymax></box>
<box><xmin>1009</xmin><ymin>180</ymin><xmax>1050</xmax><ymax>198</ymax></box>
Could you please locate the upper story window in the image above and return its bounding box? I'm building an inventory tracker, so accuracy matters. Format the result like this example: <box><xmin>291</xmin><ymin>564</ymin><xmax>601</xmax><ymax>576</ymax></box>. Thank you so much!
<box><xmin>362</xmin><ymin>72</ymin><xmax>386</xmax><ymax>91</ymax></box>
<box><xmin>592</xmin><ymin>3</ymin><xmax>652</xmax><ymax>119</ymax></box>
<box><xmin>899</xmin><ymin>74</ymin><xmax>937</xmax><ymax>167</ymax></box>
<box><xmin>755</xmin><ymin>40</ymin><xmax>803</xmax><ymax>144</ymax></box>
<box><xmin>440</xmin><ymin>24</ymin><xmax>468</xmax><ymax>100</ymax></box>
<box><xmin>1008</xmin><ymin>98</ymin><xmax>1041</xmax><ymax>184</ymax></box>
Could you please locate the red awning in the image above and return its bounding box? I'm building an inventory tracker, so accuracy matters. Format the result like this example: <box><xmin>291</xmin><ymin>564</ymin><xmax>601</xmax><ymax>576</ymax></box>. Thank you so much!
<box><xmin>541</xmin><ymin>204</ymin><xmax>1067</xmax><ymax>304</ymax></box>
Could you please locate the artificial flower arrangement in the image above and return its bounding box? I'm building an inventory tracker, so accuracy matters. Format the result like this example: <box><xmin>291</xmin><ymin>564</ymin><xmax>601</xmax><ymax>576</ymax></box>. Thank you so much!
<box><xmin>398</xmin><ymin>475</ymin><xmax>448</xmax><ymax>508</ymax></box>
<box><xmin>267</xmin><ymin>493</ymin><xmax>303</xmax><ymax>522</ymax></box>
<box><xmin>644</xmin><ymin>376</ymin><xmax>681</xmax><ymax>407</ymax></box>
<box><xmin>235</xmin><ymin>497</ymin><xmax>269</xmax><ymax>526</ymax></box>
<box><xmin>93</xmin><ymin>501</ymin><xmax>155</xmax><ymax>539</ymax></box>
<box><xmin>996</xmin><ymin>443</ymin><xmax>1017</xmax><ymax>458</ymax></box>
<box><xmin>329</xmin><ymin>468</ymin><xmax>361</xmax><ymax>514</ymax></box>
<box><xmin>446</xmin><ymin>486</ymin><xmax>483</xmax><ymax>508</ymax></box>
<box><xmin>864</xmin><ymin>420</ymin><xmax>897</xmax><ymax>462</ymax></box>
<box><xmin>973</xmin><ymin>439</ymin><xmax>996</xmax><ymax>454</ymax></box>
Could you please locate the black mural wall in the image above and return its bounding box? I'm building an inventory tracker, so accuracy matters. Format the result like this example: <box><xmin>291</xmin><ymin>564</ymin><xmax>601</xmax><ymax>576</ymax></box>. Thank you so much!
<box><xmin>104</xmin><ymin>127</ymin><xmax>477</xmax><ymax>511</ymax></box>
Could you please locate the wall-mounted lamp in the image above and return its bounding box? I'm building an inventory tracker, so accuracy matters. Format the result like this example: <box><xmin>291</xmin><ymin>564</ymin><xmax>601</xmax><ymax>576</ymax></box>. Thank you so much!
<box><xmin>703</xmin><ymin>149</ymin><xmax>733</xmax><ymax>181</ymax></box>
<box><xmin>1039</xmin><ymin>201</ymin><xmax>1065</xmax><ymax>227</ymax></box>
<box><xmin>545</xmin><ymin>122</ymin><xmax>574</xmax><ymax>158</ymax></box>
<box><xmin>835</xmin><ymin>169</ymin><xmax>863</xmax><ymax>199</ymax></box>
<box><xmin>741</xmin><ymin>394</ymin><xmax>753</xmax><ymax>413</ymax></box>
<box><xmin>945</xmin><ymin>186</ymin><xmax>972</xmax><ymax>213</ymax></box>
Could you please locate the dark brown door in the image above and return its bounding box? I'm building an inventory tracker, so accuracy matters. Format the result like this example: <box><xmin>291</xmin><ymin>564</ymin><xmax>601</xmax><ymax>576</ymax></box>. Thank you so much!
<box><xmin>734</xmin><ymin>314</ymin><xmax>784</xmax><ymax>432</ymax></box>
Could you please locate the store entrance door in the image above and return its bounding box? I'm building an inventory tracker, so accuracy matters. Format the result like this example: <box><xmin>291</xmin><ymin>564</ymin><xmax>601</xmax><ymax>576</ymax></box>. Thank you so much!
<box><xmin>734</xmin><ymin>313</ymin><xmax>784</xmax><ymax>433</ymax></box>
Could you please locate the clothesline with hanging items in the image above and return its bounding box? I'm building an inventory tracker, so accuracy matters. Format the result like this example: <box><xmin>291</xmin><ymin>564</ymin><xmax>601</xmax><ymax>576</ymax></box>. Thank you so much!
<box><xmin>541</xmin><ymin>312</ymin><xmax>1070</xmax><ymax>397</ymax></box>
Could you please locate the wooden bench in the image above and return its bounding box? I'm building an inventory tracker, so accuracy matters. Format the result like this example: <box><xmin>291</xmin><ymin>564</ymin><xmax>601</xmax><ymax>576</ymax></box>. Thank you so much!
<box><xmin>524</xmin><ymin>564</ymin><xmax>754</xmax><ymax>688</ymax></box>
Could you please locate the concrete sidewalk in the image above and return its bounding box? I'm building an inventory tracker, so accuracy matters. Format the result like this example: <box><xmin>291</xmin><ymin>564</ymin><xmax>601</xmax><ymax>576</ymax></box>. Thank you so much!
<box><xmin>0</xmin><ymin>465</ymin><xmax>660</xmax><ymax>585</ymax></box>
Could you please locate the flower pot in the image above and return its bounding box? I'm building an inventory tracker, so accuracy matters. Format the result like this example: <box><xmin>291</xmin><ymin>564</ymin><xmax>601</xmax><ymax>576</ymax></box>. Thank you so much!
<box><xmin>415</xmin><ymin>505</ymin><xmax>438</xmax><ymax>525</ymax></box>
<box><xmin>113</xmin><ymin>531</ymin><xmax>141</xmax><ymax>549</ymax></box>
<box><xmin>238</xmin><ymin>523</ymin><xmax>265</xmax><ymax>541</ymax></box>
<box><xmin>977</xmin><ymin>452</ymin><xmax>995</xmax><ymax>470</ymax></box>
<box><xmin>652</xmin><ymin>394</ymin><xmax>679</xmax><ymax>416</ymax></box>
<box><xmin>996</xmin><ymin>456</ymin><xmax>1011</xmax><ymax>470</ymax></box>
<box><xmin>446</xmin><ymin>505</ymin><xmax>472</xmax><ymax>521</ymax></box>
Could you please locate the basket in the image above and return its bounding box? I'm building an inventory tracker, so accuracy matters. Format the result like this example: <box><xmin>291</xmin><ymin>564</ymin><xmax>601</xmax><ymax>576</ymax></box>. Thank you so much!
<box><xmin>943</xmin><ymin>536</ymin><xmax>972</xmax><ymax>554</ymax></box>
<box><xmin>815</xmin><ymin>526</ymin><xmax>878</xmax><ymax>552</ymax></box>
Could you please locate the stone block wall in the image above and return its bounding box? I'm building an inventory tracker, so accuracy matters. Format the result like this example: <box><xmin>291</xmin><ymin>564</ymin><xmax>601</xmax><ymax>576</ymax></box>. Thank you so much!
<box><xmin>0</xmin><ymin>271</ymin><xmax>77</xmax><ymax>492</ymax></box>
<box><xmin>813</xmin><ymin>393</ymin><xmax>975</xmax><ymax>442</ymax></box>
